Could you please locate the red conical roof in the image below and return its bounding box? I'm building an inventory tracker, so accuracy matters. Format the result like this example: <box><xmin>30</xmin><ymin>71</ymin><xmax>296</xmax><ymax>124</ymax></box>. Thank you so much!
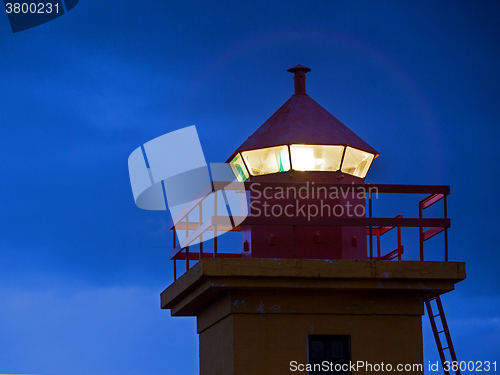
<box><xmin>227</xmin><ymin>66</ymin><xmax>378</xmax><ymax>162</ymax></box>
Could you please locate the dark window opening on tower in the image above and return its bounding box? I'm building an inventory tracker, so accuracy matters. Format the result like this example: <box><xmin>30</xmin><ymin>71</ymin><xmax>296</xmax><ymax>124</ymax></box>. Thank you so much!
<box><xmin>308</xmin><ymin>335</ymin><xmax>350</xmax><ymax>374</ymax></box>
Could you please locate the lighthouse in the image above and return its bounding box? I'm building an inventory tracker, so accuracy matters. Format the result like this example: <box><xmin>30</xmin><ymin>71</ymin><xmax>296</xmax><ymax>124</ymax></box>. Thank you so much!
<box><xmin>228</xmin><ymin>64</ymin><xmax>378</xmax><ymax>261</ymax></box>
<box><xmin>160</xmin><ymin>66</ymin><xmax>465</xmax><ymax>375</ymax></box>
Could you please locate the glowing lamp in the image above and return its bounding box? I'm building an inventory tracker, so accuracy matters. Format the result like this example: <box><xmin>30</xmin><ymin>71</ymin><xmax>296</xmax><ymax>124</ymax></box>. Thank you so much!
<box><xmin>228</xmin><ymin>65</ymin><xmax>378</xmax><ymax>183</ymax></box>
<box><xmin>230</xmin><ymin>144</ymin><xmax>374</xmax><ymax>181</ymax></box>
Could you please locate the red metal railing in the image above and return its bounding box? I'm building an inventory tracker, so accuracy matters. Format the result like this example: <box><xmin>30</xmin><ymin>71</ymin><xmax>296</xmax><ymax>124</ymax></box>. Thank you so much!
<box><xmin>366</xmin><ymin>214</ymin><xmax>404</xmax><ymax>261</ymax></box>
<box><xmin>169</xmin><ymin>182</ymin><xmax>450</xmax><ymax>280</ymax></box>
<box><xmin>419</xmin><ymin>192</ymin><xmax>449</xmax><ymax>261</ymax></box>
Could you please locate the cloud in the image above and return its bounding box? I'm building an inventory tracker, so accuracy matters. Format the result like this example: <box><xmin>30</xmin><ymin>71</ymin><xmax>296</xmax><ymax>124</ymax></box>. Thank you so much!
<box><xmin>0</xmin><ymin>282</ymin><xmax>198</xmax><ymax>375</ymax></box>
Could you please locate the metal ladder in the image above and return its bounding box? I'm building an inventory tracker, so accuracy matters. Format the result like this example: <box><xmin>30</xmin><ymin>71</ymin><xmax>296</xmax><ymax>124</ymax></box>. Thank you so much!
<box><xmin>425</xmin><ymin>296</ymin><xmax>460</xmax><ymax>375</ymax></box>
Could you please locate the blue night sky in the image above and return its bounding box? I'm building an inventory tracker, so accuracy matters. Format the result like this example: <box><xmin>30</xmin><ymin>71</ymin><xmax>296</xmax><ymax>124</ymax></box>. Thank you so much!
<box><xmin>1</xmin><ymin>1</ymin><xmax>499</xmax><ymax>374</ymax></box>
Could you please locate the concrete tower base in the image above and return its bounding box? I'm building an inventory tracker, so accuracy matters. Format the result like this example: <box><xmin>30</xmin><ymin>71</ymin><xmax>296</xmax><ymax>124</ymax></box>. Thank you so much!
<box><xmin>161</xmin><ymin>259</ymin><xmax>465</xmax><ymax>375</ymax></box>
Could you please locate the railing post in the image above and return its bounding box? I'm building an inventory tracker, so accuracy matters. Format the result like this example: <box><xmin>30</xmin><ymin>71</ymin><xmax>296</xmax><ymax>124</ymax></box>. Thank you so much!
<box><xmin>186</xmin><ymin>212</ymin><xmax>190</xmax><ymax>270</ymax></box>
<box><xmin>173</xmin><ymin>228</ymin><xmax>177</xmax><ymax>280</ymax></box>
<box><xmin>377</xmin><ymin>230</ymin><xmax>381</xmax><ymax>259</ymax></box>
<box><xmin>214</xmin><ymin>191</ymin><xmax>218</xmax><ymax>258</ymax></box>
<box><xmin>199</xmin><ymin>202</ymin><xmax>203</xmax><ymax>260</ymax></box>
<box><xmin>419</xmin><ymin>202</ymin><xmax>424</xmax><ymax>261</ymax></box>
<box><xmin>369</xmin><ymin>191</ymin><xmax>373</xmax><ymax>259</ymax></box>
<box><xmin>444</xmin><ymin>195</ymin><xmax>448</xmax><ymax>262</ymax></box>
<box><xmin>397</xmin><ymin>224</ymin><xmax>402</xmax><ymax>261</ymax></box>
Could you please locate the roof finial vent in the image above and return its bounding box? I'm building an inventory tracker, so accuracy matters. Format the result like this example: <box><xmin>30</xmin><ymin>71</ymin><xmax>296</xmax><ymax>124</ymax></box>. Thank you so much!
<box><xmin>287</xmin><ymin>64</ymin><xmax>311</xmax><ymax>95</ymax></box>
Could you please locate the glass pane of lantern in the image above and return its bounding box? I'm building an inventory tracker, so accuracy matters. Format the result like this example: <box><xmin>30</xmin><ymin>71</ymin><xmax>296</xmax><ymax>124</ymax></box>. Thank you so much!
<box><xmin>241</xmin><ymin>146</ymin><xmax>291</xmax><ymax>176</ymax></box>
<box><xmin>290</xmin><ymin>144</ymin><xmax>344</xmax><ymax>171</ymax></box>
<box><xmin>229</xmin><ymin>153</ymin><xmax>250</xmax><ymax>182</ymax></box>
<box><xmin>341</xmin><ymin>147</ymin><xmax>375</xmax><ymax>178</ymax></box>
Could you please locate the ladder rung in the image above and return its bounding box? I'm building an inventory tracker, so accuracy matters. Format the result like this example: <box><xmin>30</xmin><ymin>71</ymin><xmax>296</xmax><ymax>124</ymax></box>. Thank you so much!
<box><xmin>442</xmin><ymin>346</ymin><xmax>449</xmax><ymax>350</ymax></box>
<box><xmin>437</xmin><ymin>330</ymin><xmax>445</xmax><ymax>334</ymax></box>
<box><xmin>433</xmin><ymin>314</ymin><xmax>440</xmax><ymax>318</ymax></box>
